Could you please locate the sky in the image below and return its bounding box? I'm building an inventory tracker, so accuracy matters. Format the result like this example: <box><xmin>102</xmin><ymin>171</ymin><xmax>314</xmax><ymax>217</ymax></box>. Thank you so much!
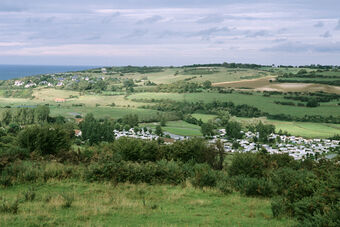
<box><xmin>0</xmin><ymin>0</ymin><xmax>340</xmax><ymax>66</ymax></box>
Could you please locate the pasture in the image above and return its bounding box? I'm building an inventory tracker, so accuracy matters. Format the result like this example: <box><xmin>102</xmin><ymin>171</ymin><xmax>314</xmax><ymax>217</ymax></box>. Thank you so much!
<box><xmin>235</xmin><ymin>117</ymin><xmax>340</xmax><ymax>138</ymax></box>
<box><xmin>128</xmin><ymin>92</ymin><xmax>340</xmax><ymax>118</ymax></box>
<box><xmin>213</xmin><ymin>77</ymin><xmax>340</xmax><ymax>94</ymax></box>
<box><xmin>49</xmin><ymin>106</ymin><xmax>160</xmax><ymax>121</ymax></box>
<box><xmin>141</xmin><ymin>120</ymin><xmax>202</xmax><ymax>136</ymax></box>
<box><xmin>102</xmin><ymin>67</ymin><xmax>273</xmax><ymax>85</ymax></box>
<box><xmin>0</xmin><ymin>181</ymin><xmax>296</xmax><ymax>227</ymax></box>
<box><xmin>188</xmin><ymin>113</ymin><xmax>340</xmax><ymax>138</ymax></box>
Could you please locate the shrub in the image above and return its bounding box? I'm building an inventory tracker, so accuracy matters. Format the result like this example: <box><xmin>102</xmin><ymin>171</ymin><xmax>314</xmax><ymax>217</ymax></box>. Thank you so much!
<box><xmin>191</xmin><ymin>163</ymin><xmax>218</xmax><ymax>188</ymax></box>
<box><xmin>228</xmin><ymin>153</ymin><xmax>268</xmax><ymax>178</ymax></box>
<box><xmin>298</xmin><ymin>202</ymin><xmax>340</xmax><ymax>227</ymax></box>
<box><xmin>231</xmin><ymin>176</ymin><xmax>274</xmax><ymax>197</ymax></box>
<box><xmin>1</xmin><ymin>161</ymin><xmax>84</xmax><ymax>184</ymax></box>
<box><xmin>216</xmin><ymin>175</ymin><xmax>233</xmax><ymax>194</ymax></box>
<box><xmin>61</xmin><ymin>193</ymin><xmax>74</xmax><ymax>208</ymax></box>
<box><xmin>17</xmin><ymin>124</ymin><xmax>71</xmax><ymax>155</ymax></box>
<box><xmin>0</xmin><ymin>199</ymin><xmax>19</xmax><ymax>214</ymax></box>
<box><xmin>23</xmin><ymin>187</ymin><xmax>36</xmax><ymax>201</ymax></box>
<box><xmin>166</xmin><ymin>138</ymin><xmax>218</xmax><ymax>168</ymax></box>
<box><xmin>113</xmin><ymin>137</ymin><xmax>162</xmax><ymax>162</ymax></box>
<box><xmin>0</xmin><ymin>146</ymin><xmax>30</xmax><ymax>170</ymax></box>
<box><xmin>270</xmin><ymin>168</ymin><xmax>320</xmax><ymax>201</ymax></box>
<box><xmin>0</xmin><ymin>172</ymin><xmax>12</xmax><ymax>187</ymax></box>
<box><xmin>85</xmin><ymin>160</ymin><xmax>188</xmax><ymax>185</ymax></box>
<box><xmin>271</xmin><ymin>196</ymin><xmax>291</xmax><ymax>218</ymax></box>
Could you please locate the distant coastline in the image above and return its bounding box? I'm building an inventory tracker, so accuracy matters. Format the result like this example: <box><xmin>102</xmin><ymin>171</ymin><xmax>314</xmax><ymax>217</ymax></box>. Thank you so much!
<box><xmin>0</xmin><ymin>65</ymin><xmax>98</xmax><ymax>80</ymax></box>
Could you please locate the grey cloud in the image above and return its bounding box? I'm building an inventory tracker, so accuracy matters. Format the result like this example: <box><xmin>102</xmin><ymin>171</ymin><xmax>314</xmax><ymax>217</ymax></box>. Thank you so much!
<box><xmin>0</xmin><ymin>1</ymin><xmax>27</xmax><ymax>12</ymax></box>
<box><xmin>320</xmin><ymin>31</ymin><xmax>331</xmax><ymax>38</ymax></box>
<box><xmin>136</xmin><ymin>15</ymin><xmax>162</xmax><ymax>24</ymax></box>
<box><xmin>245</xmin><ymin>30</ymin><xmax>271</xmax><ymax>38</ymax></box>
<box><xmin>314</xmin><ymin>21</ymin><xmax>324</xmax><ymax>28</ymax></box>
<box><xmin>262</xmin><ymin>42</ymin><xmax>340</xmax><ymax>53</ymax></box>
<box><xmin>101</xmin><ymin>12</ymin><xmax>121</xmax><ymax>24</ymax></box>
<box><xmin>314</xmin><ymin>42</ymin><xmax>340</xmax><ymax>53</ymax></box>
<box><xmin>195</xmin><ymin>27</ymin><xmax>230</xmax><ymax>37</ymax></box>
<box><xmin>273</xmin><ymin>38</ymin><xmax>287</xmax><ymax>42</ymax></box>
<box><xmin>25</xmin><ymin>17</ymin><xmax>56</xmax><ymax>24</ymax></box>
<box><xmin>85</xmin><ymin>35</ymin><xmax>102</xmax><ymax>41</ymax></box>
<box><xmin>335</xmin><ymin>19</ymin><xmax>340</xmax><ymax>30</ymax></box>
<box><xmin>124</xmin><ymin>29</ymin><xmax>149</xmax><ymax>38</ymax></box>
<box><xmin>196</xmin><ymin>15</ymin><xmax>224</xmax><ymax>24</ymax></box>
<box><xmin>262</xmin><ymin>42</ymin><xmax>312</xmax><ymax>53</ymax></box>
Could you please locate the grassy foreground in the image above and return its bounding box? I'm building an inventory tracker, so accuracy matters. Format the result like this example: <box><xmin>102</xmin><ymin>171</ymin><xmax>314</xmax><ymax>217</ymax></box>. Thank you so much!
<box><xmin>0</xmin><ymin>181</ymin><xmax>296</xmax><ymax>227</ymax></box>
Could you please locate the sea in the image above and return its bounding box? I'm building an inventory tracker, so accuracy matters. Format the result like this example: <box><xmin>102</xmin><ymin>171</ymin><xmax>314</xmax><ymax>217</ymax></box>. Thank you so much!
<box><xmin>0</xmin><ymin>65</ymin><xmax>98</xmax><ymax>80</ymax></box>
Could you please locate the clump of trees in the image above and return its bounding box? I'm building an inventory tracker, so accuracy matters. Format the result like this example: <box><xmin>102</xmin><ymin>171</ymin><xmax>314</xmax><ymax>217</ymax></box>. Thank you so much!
<box><xmin>0</xmin><ymin>106</ymin><xmax>50</xmax><ymax>126</ymax></box>
<box><xmin>79</xmin><ymin>114</ymin><xmax>115</xmax><ymax>145</ymax></box>
<box><xmin>17</xmin><ymin>124</ymin><xmax>72</xmax><ymax>155</ymax></box>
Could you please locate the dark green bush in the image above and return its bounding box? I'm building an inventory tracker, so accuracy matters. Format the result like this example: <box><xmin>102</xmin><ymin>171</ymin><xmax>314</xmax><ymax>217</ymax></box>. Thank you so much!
<box><xmin>216</xmin><ymin>175</ymin><xmax>233</xmax><ymax>194</ymax></box>
<box><xmin>190</xmin><ymin>163</ymin><xmax>218</xmax><ymax>188</ymax></box>
<box><xmin>0</xmin><ymin>199</ymin><xmax>19</xmax><ymax>214</ymax></box>
<box><xmin>1</xmin><ymin>161</ymin><xmax>83</xmax><ymax>184</ymax></box>
<box><xmin>113</xmin><ymin>137</ymin><xmax>162</xmax><ymax>162</ymax></box>
<box><xmin>166</xmin><ymin>138</ymin><xmax>219</xmax><ymax>168</ymax></box>
<box><xmin>270</xmin><ymin>168</ymin><xmax>320</xmax><ymax>201</ymax></box>
<box><xmin>231</xmin><ymin>176</ymin><xmax>274</xmax><ymax>197</ymax></box>
<box><xmin>85</xmin><ymin>160</ymin><xmax>188</xmax><ymax>185</ymax></box>
<box><xmin>228</xmin><ymin>153</ymin><xmax>268</xmax><ymax>178</ymax></box>
<box><xmin>297</xmin><ymin>202</ymin><xmax>340</xmax><ymax>227</ymax></box>
<box><xmin>23</xmin><ymin>187</ymin><xmax>36</xmax><ymax>202</ymax></box>
<box><xmin>17</xmin><ymin>124</ymin><xmax>71</xmax><ymax>155</ymax></box>
<box><xmin>271</xmin><ymin>196</ymin><xmax>291</xmax><ymax>218</ymax></box>
<box><xmin>0</xmin><ymin>172</ymin><xmax>12</xmax><ymax>187</ymax></box>
<box><xmin>61</xmin><ymin>193</ymin><xmax>74</xmax><ymax>208</ymax></box>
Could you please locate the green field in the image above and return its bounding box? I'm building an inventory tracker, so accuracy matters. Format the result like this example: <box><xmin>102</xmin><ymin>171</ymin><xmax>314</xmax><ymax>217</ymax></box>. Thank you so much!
<box><xmin>128</xmin><ymin>92</ymin><xmax>340</xmax><ymax>118</ymax></box>
<box><xmin>263</xmin><ymin>120</ymin><xmax>340</xmax><ymax>138</ymax></box>
<box><xmin>233</xmin><ymin>117</ymin><xmax>340</xmax><ymax>138</ymax></box>
<box><xmin>106</xmin><ymin>67</ymin><xmax>272</xmax><ymax>85</ymax></box>
<box><xmin>49</xmin><ymin>106</ymin><xmax>160</xmax><ymax>120</ymax></box>
<box><xmin>0</xmin><ymin>181</ymin><xmax>296</xmax><ymax>227</ymax></box>
<box><xmin>192</xmin><ymin>113</ymin><xmax>217</xmax><ymax>123</ymax></box>
<box><xmin>142</xmin><ymin>120</ymin><xmax>202</xmax><ymax>136</ymax></box>
<box><xmin>188</xmin><ymin>113</ymin><xmax>340</xmax><ymax>138</ymax></box>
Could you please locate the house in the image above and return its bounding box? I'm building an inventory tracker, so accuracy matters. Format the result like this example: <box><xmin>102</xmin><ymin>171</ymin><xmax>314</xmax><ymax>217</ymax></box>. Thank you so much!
<box><xmin>56</xmin><ymin>82</ymin><xmax>64</xmax><ymax>87</ymax></box>
<box><xmin>101</xmin><ymin>68</ymin><xmax>107</xmax><ymax>74</ymax></box>
<box><xmin>55</xmin><ymin>98</ymin><xmax>66</xmax><ymax>103</ymax></box>
<box><xmin>25</xmin><ymin>82</ymin><xmax>36</xmax><ymax>88</ymax></box>
<box><xmin>74</xmin><ymin>130</ymin><xmax>82</xmax><ymax>137</ymax></box>
<box><xmin>14</xmin><ymin>80</ymin><xmax>24</xmax><ymax>86</ymax></box>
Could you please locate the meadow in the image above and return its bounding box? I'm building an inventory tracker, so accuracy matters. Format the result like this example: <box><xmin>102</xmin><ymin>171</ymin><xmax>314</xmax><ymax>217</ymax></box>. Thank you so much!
<box><xmin>128</xmin><ymin>92</ymin><xmax>340</xmax><ymax>117</ymax></box>
<box><xmin>191</xmin><ymin>114</ymin><xmax>340</xmax><ymax>138</ymax></box>
<box><xmin>0</xmin><ymin>181</ymin><xmax>297</xmax><ymax>227</ymax></box>
<box><xmin>141</xmin><ymin>120</ymin><xmax>202</xmax><ymax>136</ymax></box>
<box><xmin>91</xmin><ymin>67</ymin><xmax>272</xmax><ymax>85</ymax></box>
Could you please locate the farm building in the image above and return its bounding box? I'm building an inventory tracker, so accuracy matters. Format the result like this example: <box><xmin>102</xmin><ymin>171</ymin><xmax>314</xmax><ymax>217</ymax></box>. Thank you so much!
<box><xmin>55</xmin><ymin>98</ymin><xmax>66</xmax><ymax>103</ymax></box>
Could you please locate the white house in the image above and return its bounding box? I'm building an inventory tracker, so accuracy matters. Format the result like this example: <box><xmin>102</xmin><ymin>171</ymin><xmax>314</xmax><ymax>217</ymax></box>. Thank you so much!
<box><xmin>14</xmin><ymin>80</ymin><xmax>24</xmax><ymax>86</ymax></box>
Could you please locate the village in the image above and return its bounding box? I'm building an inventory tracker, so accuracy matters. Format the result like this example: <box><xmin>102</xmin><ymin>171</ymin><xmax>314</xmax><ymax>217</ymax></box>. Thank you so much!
<box><xmin>75</xmin><ymin>126</ymin><xmax>339</xmax><ymax>161</ymax></box>
<box><xmin>12</xmin><ymin>68</ymin><xmax>109</xmax><ymax>89</ymax></box>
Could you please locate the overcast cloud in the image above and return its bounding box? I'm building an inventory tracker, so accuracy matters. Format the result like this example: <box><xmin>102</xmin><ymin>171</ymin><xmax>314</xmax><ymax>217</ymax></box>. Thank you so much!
<box><xmin>0</xmin><ymin>0</ymin><xmax>339</xmax><ymax>66</ymax></box>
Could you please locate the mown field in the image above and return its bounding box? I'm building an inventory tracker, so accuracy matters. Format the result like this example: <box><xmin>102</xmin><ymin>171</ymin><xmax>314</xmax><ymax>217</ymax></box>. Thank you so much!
<box><xmin>141</xmin><ymin>120</ymin><xmax>202</xmax><ymax>136</ymax></box>
<box><xmin>0</xmin><ymin>181</ymin><xmax>297</xmax><ymax>227</ymax></box>
<box><xmin>128</xmin><ymin>92</ymin><xmax>340</xmax><ymax>118</ymax></box>
<box><xmin>191</xmin><ymin>114</ymin><xmax>340</xmax><ymax>138</ymax></box>
<box><xmin>95</xmin><ymin>67</ymin><xmax>272</xmax><ymax>85</ymax></box>
<box><xmin>49</xmin><ymin>106</ymin><xmax>160</xmax><ymax>121</ymax></box>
